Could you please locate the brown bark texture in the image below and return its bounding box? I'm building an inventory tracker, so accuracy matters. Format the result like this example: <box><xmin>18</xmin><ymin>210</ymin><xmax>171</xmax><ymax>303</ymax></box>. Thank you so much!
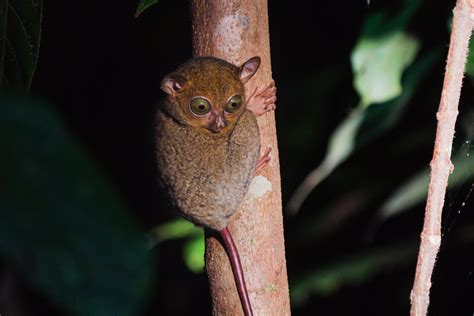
<box><xmin>410</xmin><ymin>0</ymin><xmax>474</xmax><ymax>315</ymax></box>
<box><xmin>190</xmin><ymin>0</ymin><xmax>291</xmax><ymax>315</ymax></box>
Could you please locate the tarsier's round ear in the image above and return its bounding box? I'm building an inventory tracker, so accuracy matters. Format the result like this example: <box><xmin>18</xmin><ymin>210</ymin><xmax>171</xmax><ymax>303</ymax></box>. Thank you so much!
<box><xmin>161</xmin><ymin>73</ymin><xmax>187</xmax><ymax>95</ymax></box>
<box><xmin>239</xmin><ymin>56</ymin><xmax>261</xmax><ymax>84</ymax></box>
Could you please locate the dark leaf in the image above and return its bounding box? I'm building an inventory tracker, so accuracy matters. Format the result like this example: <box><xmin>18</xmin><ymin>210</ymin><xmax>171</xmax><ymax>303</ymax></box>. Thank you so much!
<box><xmin>287</xmin><ymin>51</ymin><xmax>440</xmax><ymax>214</ymax></box>
<box><xmin>0</xmin><ymin>95</ymin><xmax>152</xmax><ymax>316</ymax></box>
<box><xmin>149</xmin><ymin>219</ymin><xmax>204</xmax><ymax>273</ymax></box>
<box><xmin>0</xmin><ymin>0</ymin><xmax>42</xmax><ymax>91</ymax></box>
<box><xmin>379</xmin><ymin>149</ymin><xmax>474</xmax><ymax>220</ymax></box>
<box><xmin>135</xmin><ymin>0</ymin><xmax>158</xmax><ymax>18</ymax></box>
<box><xmin>291</xmin><ymin>244</ymin><xmax>416</xmax><ymax>306</ymax></box>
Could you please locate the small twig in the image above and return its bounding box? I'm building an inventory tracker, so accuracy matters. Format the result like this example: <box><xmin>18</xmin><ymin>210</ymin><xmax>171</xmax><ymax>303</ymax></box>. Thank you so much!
<box><xmin>410</xmin><ymin>1</ymin><xmax>474</xmax><ymax>315</ymax></box>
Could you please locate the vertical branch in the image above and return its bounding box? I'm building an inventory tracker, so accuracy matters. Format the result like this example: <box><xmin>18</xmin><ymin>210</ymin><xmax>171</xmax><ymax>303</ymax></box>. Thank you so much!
<box><xmin>190</xmin><ymin>0</ymin><xmax>291</xmax><ymax>315</ymax></box>
<box><xmin>410</xmin><ymin>1</ymin><xmax>474</xmax><ymax>315</ymax></box>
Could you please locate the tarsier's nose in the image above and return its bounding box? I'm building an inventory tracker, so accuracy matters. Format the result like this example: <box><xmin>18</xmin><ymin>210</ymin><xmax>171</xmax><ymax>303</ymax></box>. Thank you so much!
<box><xmin>210</xmin><ymin>114</ymin><xmax>227</xmax><ymax>133</ymax></box>
<box><xmin>216</xmin><ymin>116</ymin><xmax>226</xmax><ymax>129</ymax></box>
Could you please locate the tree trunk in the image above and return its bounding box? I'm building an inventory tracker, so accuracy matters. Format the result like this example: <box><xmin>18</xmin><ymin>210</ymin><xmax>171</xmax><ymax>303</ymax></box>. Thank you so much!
<box><xmin>190</xmin><ymin>1</ymin><xmax>291</xmax><ymax>315</ymax></box>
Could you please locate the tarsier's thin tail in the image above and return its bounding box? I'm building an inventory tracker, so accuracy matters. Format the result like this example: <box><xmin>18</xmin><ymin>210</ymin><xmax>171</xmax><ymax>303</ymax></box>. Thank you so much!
<box><xmin>219</xmin><ymin>227</ymin><xmax>253</xmax><ymax>316</ymax></box>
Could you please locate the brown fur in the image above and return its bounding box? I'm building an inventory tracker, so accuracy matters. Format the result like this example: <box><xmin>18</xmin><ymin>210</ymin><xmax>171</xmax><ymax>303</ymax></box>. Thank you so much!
<box><xmin>155</xmin><ymin>57</ymin><xmax>260</xmax><ymax>231</ymax></box>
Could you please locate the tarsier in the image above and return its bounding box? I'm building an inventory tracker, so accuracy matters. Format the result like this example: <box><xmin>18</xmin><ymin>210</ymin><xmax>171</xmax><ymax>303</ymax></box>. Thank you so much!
<box><xmin>155</xmin><ymin>56</ymin><xmax>276</xmax><ymax>316</ymax></box>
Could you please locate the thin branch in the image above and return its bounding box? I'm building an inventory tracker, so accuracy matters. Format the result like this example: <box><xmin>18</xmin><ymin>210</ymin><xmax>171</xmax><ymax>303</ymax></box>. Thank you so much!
<box><xmin>410</xmin><ymin>1</ymin><xmax>474</xmax><ymax>315</ymax></box>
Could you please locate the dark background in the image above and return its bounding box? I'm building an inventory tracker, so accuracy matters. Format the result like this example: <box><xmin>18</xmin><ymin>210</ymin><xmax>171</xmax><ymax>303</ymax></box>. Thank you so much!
<box><xmin>4</xmin><ymin>0</ymin><xmax>474</xmax><ymax>315</ymax></box>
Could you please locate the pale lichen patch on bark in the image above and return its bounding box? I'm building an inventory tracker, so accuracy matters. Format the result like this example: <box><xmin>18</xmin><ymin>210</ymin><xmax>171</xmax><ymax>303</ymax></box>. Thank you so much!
<box><xmin>249</xmin><ymin>175</ymin><xmax>272</xmax><ymax>198</ymax></box>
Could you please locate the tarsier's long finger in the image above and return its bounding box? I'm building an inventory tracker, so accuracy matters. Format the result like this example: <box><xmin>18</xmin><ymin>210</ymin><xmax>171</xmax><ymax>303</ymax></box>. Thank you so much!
<box><xmin>264</xmin><ymin>104</ymin><xmax>276</xmax><ymax>112</ymax></box>
<box><xmin>255</xmin><ymin>81</ymin><xmax>275</xmax><ymax>96</ymax></box>
<box><xmin>262</xmin><ymin>146</ymin><xmax>272</xmax><ymax>157</ymax></box>
<box><xmin>255</xmin><ymin>86</ymin><xmax>268</xmax><ymax>97</ymax></box>
<box><xmin>255</xmin><ymin>157</ymin><xmax>268</xmax><ymax>169</ymax></box>
<box><xmin>254</xmin><ymin>158</ymin><xmax>270</xmax><ymax>175</ymax></box>
<box><xmin>254</xmin><ymin>147</ymin><xmax>272</xmax><ymax>175</ymax></box>
<box><xmin>262</xmin><ymin>82</ymin><xmax>275</xmax><ymax>92</ymax></box>
<box><xmin>264</xmin><ymin>96</ymin><xmax>277</xmax><ymax>105</ymax></box>
<box><xmin>261</xmin><ymin>91</ymin><xmax>276</xmax><ymax>99</ymax></box>
<box><xmin>246</xmin><ymin>80</ymin><xmax>277</xmax><ymax>116</ymax></box>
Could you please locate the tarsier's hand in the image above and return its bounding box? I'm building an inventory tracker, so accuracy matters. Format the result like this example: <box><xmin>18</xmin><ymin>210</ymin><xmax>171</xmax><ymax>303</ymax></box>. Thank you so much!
<box><xmin>246</xmin><ymin>80</ymin><xmax>277</xmax><ymax>117</ymax></box>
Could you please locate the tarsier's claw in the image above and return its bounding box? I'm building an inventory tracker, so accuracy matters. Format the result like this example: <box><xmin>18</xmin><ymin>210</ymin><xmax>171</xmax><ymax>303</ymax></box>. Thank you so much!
<box><xmin>246</xmin><ymin>80</ymin><xmax>277</xmax><ymax>117</ymax></box>
<box><xmin>254</xmin><ymin>147</ymin><xmax>272</xmax><ymax>175</ymax></box>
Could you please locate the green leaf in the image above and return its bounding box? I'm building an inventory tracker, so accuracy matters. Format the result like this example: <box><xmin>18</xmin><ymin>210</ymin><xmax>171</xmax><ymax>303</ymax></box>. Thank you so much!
<box><xmin>359</xmin><ymin>0</ymin><xmax>421</xmax><ymax>38</ymax></box>
<box><xmin>287</xmin><ymin>52</ymin><xmax>439</xmax><ymax>214</ymax></box>
<box><xmin>286</xmin><ymin>1</ymin><xmax>429</xmax><ymax>214</ymax></box>
<box><xmin>291</xmin><ymin>244</ymin><xmax>416</xmax><ymax>306</ymax></box>
<box><xmin>0</xmin><ymin>0</ymin><xmax>43</xmax><ymax>91</ymax></box>
<box><xmin>351</xmin><ymin>31</ymin><xmax>419</xmax><ymax>107</ymax></box>
<box><xmin>379</xmin><ymin>149</ymin><xmax>474</xmax><ymax>220</ymax></box>
<box><xmin>351</xmin><ymin>0</ymin><xmax>421</xmax><ymax>107</ymax></box>
<box><xmin>0</xmin><ymin>95</ymin><xmax>152</xmax><ymax>316</ymax></box>
<box><xmin>465</xmin><ymin>35</ymin><xmax>474</xmax><ymax>77</ymax></box>
<box><xmin>183</xmin><ymin>231</ymin><xmax>205</xmax><ymax>273</ymax></box>
<box><xmin>135</xmin><ymin>0</ymin><xmax>158</xmax><ymax>18</ymax></box>
<box><xmin>149</xmin><ymin>218</ymin><xmax>201</xmax><ymax>248</ymax></box>
<box><xmin>148</xmin><ymin>219</ymin><xmax>204</xmax><ymax>273</ymax></box>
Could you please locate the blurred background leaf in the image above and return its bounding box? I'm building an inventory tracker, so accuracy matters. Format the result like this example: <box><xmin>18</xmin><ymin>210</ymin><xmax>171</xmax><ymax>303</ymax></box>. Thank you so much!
<box><xmin>286</xmin><ymin>0</ymin><xmax>425</xmax><ymax>214</ymax></box>
<box><xmin>359</xmin><ymin>0</ymin><xmax>420</xmax><ymax>38</ymax></box>
<box><xmin>463</xmin><ymin>20</ymin><xmax>474</xmax><ymax>81</ymax></box>
<box><xmin>287</xmin><ymin>51</ymin><xmax>438</xmax><ymax>214</ymax></box>
<box><xmin>352</xmin><ymin>32</ymin><xmax>419</xmax><ymax>107</ymax></box>
<box><xmin>183</xmin><ymin>232</ymin><xmax>205</xmax><ymax>273</ymax></box>
<box><xmin>379</xmin><ymin>148</ymin><xmax>474</xmax><ymax>221</ymax></box>
<box><xmin>149</xmin><ymin>218</ymin><xmax>204</xmax><ymax>273</ymax></box>
<box><xmin>0</xmin><ymin>95</ymin><xmax>152</xmax><ymax>315</ymax></box>
<box><xmin>135</xmin><ymin>0</ymin><xmax>159</xmax><ymax>18</ymax></box>
<box><xmin>149</xmin><ymin>218</ymin><xmax>201</xmax><ymax>246</ymax></box>
<box><xmin>465</xmin><ymin>39</ymin><xmax>474</xmax><ymax>78</ymax></box>
<box><xmin>0</xmin><ymin>0</ymin><xmax>42</xmax><ymax>92</ymax></box>
<box><xmin>291</xmin><ymin>243</ymin><xmax>416</xmax><ymax>306</ymax></box>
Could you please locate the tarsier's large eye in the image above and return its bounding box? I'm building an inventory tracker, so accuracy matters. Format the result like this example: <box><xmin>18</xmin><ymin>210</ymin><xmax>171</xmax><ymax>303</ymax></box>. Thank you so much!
<box><xmin>190</xmin><ymin>97</ymin><xmax>211</xmax><ymax>116</ymax></box>
<box><xmin>225</xmin><ymin>95</ymin><xmax>243</xmax><ymax>113</ymax></box>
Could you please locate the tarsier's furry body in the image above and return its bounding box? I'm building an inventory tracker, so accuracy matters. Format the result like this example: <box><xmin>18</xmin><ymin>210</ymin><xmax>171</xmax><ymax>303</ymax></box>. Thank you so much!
<box><xmin>155</xmin><ymin>56</ymin><xmax>276</xmax><ymax>315</ymax></box>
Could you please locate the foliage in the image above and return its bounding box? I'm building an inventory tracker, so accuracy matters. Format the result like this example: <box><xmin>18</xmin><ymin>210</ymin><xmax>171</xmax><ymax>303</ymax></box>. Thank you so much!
<box><xmin>291</xmin><ymin>243</ymin><xmax>416</xmax><ymax>306</ymax></box>
<box><xmin>149</xmin><ymin>219</ymin><xmax>204</xmax><ymax>273</ymax></box>
<box><xmin>0</xmin><ymin>95</ymin><xmax>152</xmax><ymax>315</ymax></box>
<box><xmin>135</xmin><ymin>0</ymin><xmax>159</xmax><ymax>18</ymax></box>
<box><xmin>352</xmin><ymin>32</ymin><xmax>419</xmax><ymax>107</ymax></box>
<box><xmin>287</xmin><ymin>0</ymin><xmax>427</xmax><ymax>213</ymax></box>
<box><xmin>183</xmin><ymin>231</ymin><xmax>205</xmax><ymax>273</ymax></box>
<box><xmin>379</xmin><ymin>148</ymin><xmax>474</xmax><ymax>220</ymax></box>
<box><xmin>0</xmin><ymin>0</ymin><xmax>42</xmax><ymax>92</ymax></box>
<box><xmin>285</xmin><ymin>1</ymin><xmax>474</xmax><ymax>311</ymax></box>
<box><xmin>466</xmin><ymin>39</ymin><xmax>474</xmax><ymax>77</ymax></box>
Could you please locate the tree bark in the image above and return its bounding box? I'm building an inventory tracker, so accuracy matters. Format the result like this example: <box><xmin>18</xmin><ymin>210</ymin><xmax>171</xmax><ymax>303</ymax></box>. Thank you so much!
<box><xmin>410</xmin><ymin>0</ymin><xmax>474</xmax><ymax>315</ymax></box>
<box><xmin>190</xmin><ymin>1</ymin><xmax>291</xmax><ymax>315</ymax></box>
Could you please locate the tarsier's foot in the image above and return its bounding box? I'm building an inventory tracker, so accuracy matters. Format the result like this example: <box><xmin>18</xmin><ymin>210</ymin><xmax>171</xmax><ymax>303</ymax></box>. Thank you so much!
<box><xmin>246</xmin><ymin>80</ymin><xmax>277</xmax><ymax>117</ymax></box>
<box><xmin>254</xmin><ymin>147</ymin><xmax>272</xmax><ymax>175</ymax></box>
